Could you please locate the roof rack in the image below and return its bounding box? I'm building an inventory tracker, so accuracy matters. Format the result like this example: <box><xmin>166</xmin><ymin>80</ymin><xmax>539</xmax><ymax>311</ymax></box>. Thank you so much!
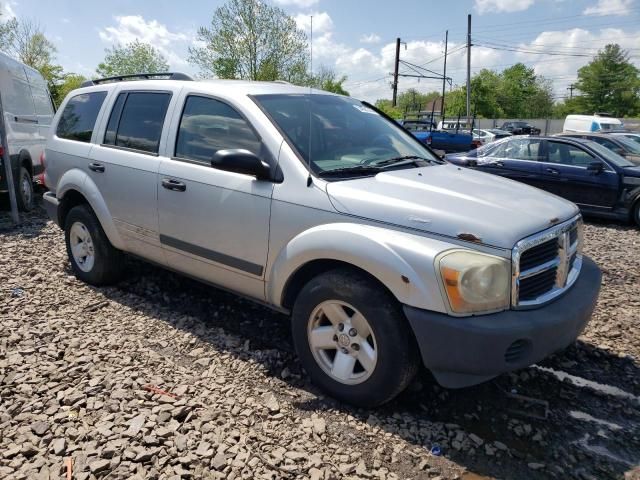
<box><xmin>80</xmin><ymin>72</ymin><xmax>194</xmax><ymax>88</ymax></box>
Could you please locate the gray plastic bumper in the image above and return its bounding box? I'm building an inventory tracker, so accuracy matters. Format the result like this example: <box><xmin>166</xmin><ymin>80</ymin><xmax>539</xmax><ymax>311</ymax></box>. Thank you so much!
<box><xmin>42</xmin><ymin>191</ymin><xmax>60</xmax><ymax>226</ymax></box>
<box><xmin>404</xmin><ymin>256</ymin><xmax>601</xmax><ymax>388</ymax></box>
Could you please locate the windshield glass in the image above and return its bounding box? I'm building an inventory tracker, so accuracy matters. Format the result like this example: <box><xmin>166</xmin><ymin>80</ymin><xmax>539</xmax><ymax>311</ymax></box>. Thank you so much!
<box><xmin>599</xmin><ymin>122</ymin><xmax>622</xmax><ymax>130</ymax></box>
<box><xmin>616</xmin><ymin>136</ymin><xmax>640</xmax><ymax>154</ymax></box>
<box><xmin>254</xmin><ymin>94</ymin><xmax>439</xmax><ymax>174</ymax></box>
<box><xmin>585</xmin><ymin>141</ymin><xmax>636</xmax><ymax>167</ymax></box>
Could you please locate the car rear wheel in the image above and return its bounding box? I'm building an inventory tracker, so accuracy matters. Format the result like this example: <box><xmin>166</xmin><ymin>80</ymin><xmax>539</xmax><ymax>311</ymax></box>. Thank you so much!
<box><xmin>64</xmin><ymin>205</ymin><xmax>124</xmax><ymax>285</ymax></box>
<box><xmin>16</xmin><ymin>167</ymin><xmax>34</xmax><ymax>211</ymax></box>
<box><xmin>292</xmin><ymin>268</ymin><xmax>419</xmax><ymax>407</ymax></box>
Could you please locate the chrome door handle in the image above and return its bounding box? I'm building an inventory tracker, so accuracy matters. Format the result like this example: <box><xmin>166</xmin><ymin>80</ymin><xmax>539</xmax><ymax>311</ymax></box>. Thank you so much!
<box><xmin>546</xmin><ymin>167</ymin><xmax>559</xmax><ymax>175</ymax></box>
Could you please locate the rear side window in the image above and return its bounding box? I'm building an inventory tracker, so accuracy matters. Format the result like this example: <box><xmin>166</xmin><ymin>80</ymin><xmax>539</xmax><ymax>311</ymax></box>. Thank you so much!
<box><xmin>56</xmin><ymin>91</ymin><xmax>107</xmax><ymax>142</ymax></box>
<box><xmin>175</xmin><ymin>95</ymin><xmax>261</xmax><ymax>163</ymax></box>
<box><xmin>104</xmin><ymin>92</ymin><xmax>171</xmax><ymax>154</ymax></box>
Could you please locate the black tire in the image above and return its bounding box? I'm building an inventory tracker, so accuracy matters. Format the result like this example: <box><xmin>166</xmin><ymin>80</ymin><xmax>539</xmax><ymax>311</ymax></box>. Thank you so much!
<box><xmin>15</xmin><ymin>166</ymin><xmax>34</xmax><ymax>212</ymax></box>
<box><xmin>64</xmin><ymin>204</ymin><xmax>124</xmax><ymax>285</ymax></box>
<box><xmin>292</xmin><ymin>268</ymin><xmax>419</xmax><ymax>407</ymax></box>
<box><xmin>633</xmin><ymin>201</ymin><xmax>640</xmax><ymax>228</ymax></box>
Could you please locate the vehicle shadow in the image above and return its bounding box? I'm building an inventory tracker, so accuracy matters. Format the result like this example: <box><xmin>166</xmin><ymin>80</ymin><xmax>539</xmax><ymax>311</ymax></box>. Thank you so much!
<box><xmin>0</xmin><ymin>192</ymin><xmax>48</xmax><ymax>237</ymax></box>
<box><xmin>92</xmin><ymin>256</ymin><xmax>640</xmax><ymax>480</ymax></box>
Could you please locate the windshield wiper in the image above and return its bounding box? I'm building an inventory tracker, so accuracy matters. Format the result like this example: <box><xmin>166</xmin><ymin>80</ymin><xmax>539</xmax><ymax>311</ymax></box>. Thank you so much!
<box><xmin>317</xmin><ymin>165</ymin><xmax>383</xmax><ymax>177</ymax></box>
<box><xmin>372</xmin><ymin>155</ymin><xmax>441</xmax><ymax>167</ymax></box>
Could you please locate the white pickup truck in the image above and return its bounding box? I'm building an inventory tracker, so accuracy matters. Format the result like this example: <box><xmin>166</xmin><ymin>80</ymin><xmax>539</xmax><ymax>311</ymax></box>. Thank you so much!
<box><xmin>43</xmin><ymin>74</ymin><xmax>601</xmax><ymax>407</ymax></box>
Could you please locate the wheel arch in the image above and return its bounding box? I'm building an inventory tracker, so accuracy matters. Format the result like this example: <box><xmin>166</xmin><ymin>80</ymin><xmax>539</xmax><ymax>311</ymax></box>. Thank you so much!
<box><xmin>268</xmin><ymin>223</ymin><xmax>450</xmax><ymax>313</ymax></box>
<box><xmin>56</xmin><ymin>169</ymin><xmax>126</xmax><ymax>250</ymax></box>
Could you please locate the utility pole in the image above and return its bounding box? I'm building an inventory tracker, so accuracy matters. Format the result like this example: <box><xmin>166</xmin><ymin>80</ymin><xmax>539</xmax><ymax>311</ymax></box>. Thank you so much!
<box><xmin>392</xmin><ymin>37</ymin><xmax>401</xmax><ymax>107</ymax></box>
<box><xmin>441</xmin><ymin>30</ymin><xmax>448</xmax><ymax>121</ymax></box>
<box><xmin>466</xmin><ymin>14</ymin><xmax>472</xmax><ymax>123</ymax></box>
<box><xmin>567</xmin><ymin>84</ymin><xmax>575</xmax><ymax>99</ymax></box>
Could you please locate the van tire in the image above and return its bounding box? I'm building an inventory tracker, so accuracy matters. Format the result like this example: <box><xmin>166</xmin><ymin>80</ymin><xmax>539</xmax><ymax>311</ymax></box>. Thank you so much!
<box><xmin>633</xmin><ymin>200</ymin><xmax>640</xmax><ymax>228</ymax></box>
<box><xmin>291</xmin><ymin>268</ymin><xmax>419</xmax><ymax>407</ymax></box>
<box><xmin>16</xmin><ymin>167</ymin><xmax>34</xmax><ymax>211</ymax></box>
<box><xmin>64</xmin><ymin>205</ymin><xmax>124</xmax><ymax>285</ymax></box>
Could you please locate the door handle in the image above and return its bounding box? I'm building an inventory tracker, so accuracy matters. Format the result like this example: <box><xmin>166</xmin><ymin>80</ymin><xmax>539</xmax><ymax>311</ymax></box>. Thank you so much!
<box><xmin>162</xmin><ymin>178</ymin><xmax>186</xmax><ymax>192</ymax></box>
<box><xmin>493</xmin><ymin>161</ymin><xmax>504</xmax><ymax>167</ymax></box>
<box><xmin>88</xmin><ymin>162</ymin><xmax>105</xmax><ymax>173</ymax></box>
<box><xmin>546</xmin><ymin>167</ymin><xmax>559</xmax><ymax>175</ymax></box>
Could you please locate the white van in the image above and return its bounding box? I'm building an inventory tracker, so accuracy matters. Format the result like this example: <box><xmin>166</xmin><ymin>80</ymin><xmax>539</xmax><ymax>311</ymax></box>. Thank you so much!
<box><xmin>563</xmin><ymin>114</ymin><xmax>623</xmax><ymax>133</ymax></box>
<box><xmin>0</xmin><ymin>51</ymin><xmax>55</xmax><ymax>210</ymax></box>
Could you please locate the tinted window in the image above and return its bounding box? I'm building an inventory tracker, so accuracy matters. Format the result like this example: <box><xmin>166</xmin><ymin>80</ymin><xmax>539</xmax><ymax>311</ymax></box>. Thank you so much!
<box><xmin>175</xmin><ymin>95</ymin><xmax>261</xmax><ymax>163</ymax></box>
<box><xmin>104</xmin><ymin>92</ymin><xmax>171</xmax><ymax>153</ymax></box>
<box><xmin>547</xmin><ymin>142</ymin><xmax>594</xmax><ymax>167</ymax></box>
<box><xmin>591</xmin><ymin>137</ymin><xmax>618</xmax><ymax>151</ymax></box>
<box><xmin>56</xmin><ymin>92</ymin><xmax>107</xmax><ymax>142</ymax></box>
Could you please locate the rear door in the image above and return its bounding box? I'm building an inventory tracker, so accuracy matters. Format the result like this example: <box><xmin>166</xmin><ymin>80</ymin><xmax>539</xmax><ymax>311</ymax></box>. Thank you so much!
<box><xmin>540</xmin><ymin>140</ymin><xmax>618</xmax><ymax>208</ymax></box>
<box><xmin>88</xmin><ymin>88</ymin><xmax>175</xmax><ymax>264</ymax></box>
<box><xmin>475</xmin><ymin>137</ymin><xmax>545</xmax><ymax>188</ymax></box>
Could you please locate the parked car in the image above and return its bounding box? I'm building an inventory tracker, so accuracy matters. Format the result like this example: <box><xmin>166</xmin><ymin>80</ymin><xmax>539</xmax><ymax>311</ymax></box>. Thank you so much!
<box><xmin>556</xmin><ymin>132</ymin><xmax>640</xmax><ymax>164</ymax></box>
<box><xmin>410</xmin><ymin>128</ymin><xmax>474</xmax><ymax>153</ymax></box>
<box><xmin>563</xmin><ymin>114</ymin><xmax>623</xmax><ymax>133</ymax></box>
<box><xmin>609</xmin><ymin>132</ymin><xmax>640</xmax><ymax>146</ymax></box>
<box><xmin>0</xmin><ymin>51</ymin><xmax>55</xmax><ymax>210</ymax></box>
<box><xmin>43</xmin><ymin>74</ymin><xmax>601</xmax><ymax>407</ymax></box>
<box><xmin>437</xmin><ymin>119</ymin><xmax>474</xmax><ymax>131</ymax></box>
<box><xmin>500</xmin><ymin>121</ymin><xmax>541</xmax><ymax>135</ymax></box>
<box><xmin>473</xmin><ymin>128</ymin><xmax>512</xmax><ymax>145</ymax></box>
<box><xmin>447</xmin><ymin>136</ymin><xmax>640</xmax><ymax>226</ymax></box>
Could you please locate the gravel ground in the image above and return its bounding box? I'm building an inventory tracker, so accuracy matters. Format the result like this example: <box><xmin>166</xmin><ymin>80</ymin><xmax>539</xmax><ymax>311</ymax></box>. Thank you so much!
<box><xmin>1</xmin><ymin>200</ymin><xmax>639</xmax><ymax>480</ymax></box>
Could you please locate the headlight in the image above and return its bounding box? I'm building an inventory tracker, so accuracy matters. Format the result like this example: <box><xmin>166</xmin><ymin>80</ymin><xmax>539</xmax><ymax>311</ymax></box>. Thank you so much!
<box><xmin>437</xmin><ymin>250</ymin><xmax>511</xmax><ymax>315</ymax></box>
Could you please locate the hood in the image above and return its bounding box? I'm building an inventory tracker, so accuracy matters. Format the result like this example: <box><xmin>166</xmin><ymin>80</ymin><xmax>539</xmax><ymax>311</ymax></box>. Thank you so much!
<box><xmin>325</xmin><ymin>164</ymin><xmax>579</xmax><ymax>249</ymax></box>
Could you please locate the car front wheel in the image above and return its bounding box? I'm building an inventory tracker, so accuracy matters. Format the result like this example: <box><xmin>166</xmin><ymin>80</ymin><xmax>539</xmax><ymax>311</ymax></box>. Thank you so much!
<box><xmin>292</xmin><ymin>268</ymin><xmax>419</xmax><ymax>407</ymax></box>
<box><xmin>16</xmin><ymin>167</ymin><xmax>34</xmax><ymax>211</ymax></box>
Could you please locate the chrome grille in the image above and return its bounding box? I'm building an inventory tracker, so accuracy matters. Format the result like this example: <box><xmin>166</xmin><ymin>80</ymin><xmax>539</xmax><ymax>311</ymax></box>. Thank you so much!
<box><xmin>512</xmin><ymin>216</ymin><xmax>583</xmax><ymax>308</ymax></box>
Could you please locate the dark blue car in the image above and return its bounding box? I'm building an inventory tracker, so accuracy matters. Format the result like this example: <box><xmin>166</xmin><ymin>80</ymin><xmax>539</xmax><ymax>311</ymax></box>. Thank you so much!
<box><xmin>446</xmin><ymin>136</ymin><xmax>640</xmax><ymax>226</ymax></box>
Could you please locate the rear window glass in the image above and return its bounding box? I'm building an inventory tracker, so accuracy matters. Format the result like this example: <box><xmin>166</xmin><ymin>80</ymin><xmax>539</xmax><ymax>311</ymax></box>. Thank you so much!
<box><xmin>104</xmin><ymin>92</ymin><xmax>171</xmax><ymax>153</ymax></box>
<box><xmin>56</xmin><ymin>92</ymin><xmax>107</xmax><ymax>142</ymax></box>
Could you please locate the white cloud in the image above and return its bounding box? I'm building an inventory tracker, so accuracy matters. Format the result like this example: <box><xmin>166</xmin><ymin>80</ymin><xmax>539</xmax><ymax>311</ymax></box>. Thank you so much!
<box><xmin>474</xmin><ymin>0</ymin><xmax>535</xmax><ymax>14</ymax></box>
<box><xmin>273</xmin><ymin>0</ymin><xmax>319</xmax><ymax>7</ymax></box>
<box><xmin>511</xmin><ymin>27</ymin><xmax>640</xmax><ymax>98</ymax></box>
<box><xmin>583</xmin><ymin>0</ymin><xmax>634</xmax><ymax>16</ymax></box>
<box><xmin>0</xmin><ymin>1</ymin><xmax>17</xmax><ymax>20</ymax></box>
<box><xmin>294</xmin><ymin>12</ymin><xmax>333</xmax><ymax>34</ymax></box>
<box><xmin>98</xmin><ymin>15</ymin><xmax>190</xmax><ymax>67</ymax></box>
<box><xmin>360</xmin><ymin>33</ymin><xmax>381</xmax><ymax>44</ymax></box>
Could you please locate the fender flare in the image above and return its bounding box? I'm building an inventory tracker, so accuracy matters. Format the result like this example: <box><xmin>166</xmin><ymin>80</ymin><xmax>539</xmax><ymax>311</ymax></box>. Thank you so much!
<box><xmin>56</xmin><ymin>168</ymin><xmax>126</xmax><ymax>250</ymax></box>
<box><xmin>267</xmin><ymin>223</ymin><xmax>452</xmax><ymax>312</ymax></box>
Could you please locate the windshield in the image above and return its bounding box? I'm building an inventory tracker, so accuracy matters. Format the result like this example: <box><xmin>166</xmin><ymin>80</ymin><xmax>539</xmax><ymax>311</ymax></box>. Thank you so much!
<box><xmin>254</xmin><ymin>94</ymin><xmax>439</xmax><ymax>175</ymax></box>
<box><xmin>599</xmin><ymin>122</ymin><xmax>622</xmax><ymax>130</ymax></box>
<box><xmin>616</xmin><ymin>136</ymin><xmax>640</xmax><ymax>154</ymax></box>
<box><xmin>585</xmin><ymin>141</ymin><xmax>636</xmax><ymax>167</ymax></box>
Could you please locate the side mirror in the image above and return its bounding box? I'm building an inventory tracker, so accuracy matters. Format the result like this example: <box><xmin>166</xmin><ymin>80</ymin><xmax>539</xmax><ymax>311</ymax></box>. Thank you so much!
<box><xmin>587</xmin><ymin>161</ymin><xmax>604</xmax><ymax>173</ymax></box>
<box><xmin>211</xmin><ymin>149</ymin><xmax>272</xmax><ymax>181</ymax></box>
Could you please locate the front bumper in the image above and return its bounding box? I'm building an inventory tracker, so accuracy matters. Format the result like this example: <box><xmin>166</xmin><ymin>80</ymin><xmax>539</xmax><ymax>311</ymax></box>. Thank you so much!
<box><xmin>42</xmin><ymin>191</ymin><xmax>60</xmax><ymax>226</ymax></box>
<box><xmin>404</xmin><ymin>255</ymin><xmax>601</xmax><ymax>388</ymax></box>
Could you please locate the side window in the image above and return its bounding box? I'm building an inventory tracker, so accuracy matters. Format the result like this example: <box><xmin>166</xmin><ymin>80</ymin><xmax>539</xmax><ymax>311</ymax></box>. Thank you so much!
<box><xmin>591</xmin><ymin>137</ymin><xmax>617</xmax><ymax>150</ymax></box>
<box><xmin>502</xmin><ymin>138</ymin><xmax>543</xmax><ymax>161</ymax></box>
<box><xmin>175</xmin><ymin>95</ymin><xmax>261</xmax><ymax>163</ymax></box>
<box><xmin>547</xmin><ymin>142</ymin><xmax>594</xmax><ymax>167</ymax></box>
<box><xmin>56</xmin><ymin>91</ymin><xmax>107</xmax><ymax>142</ymax></box>
<box><xmin>104</xmin><ymin>92</ymin><xmax>171</xmax><ymax>154</ymax></box>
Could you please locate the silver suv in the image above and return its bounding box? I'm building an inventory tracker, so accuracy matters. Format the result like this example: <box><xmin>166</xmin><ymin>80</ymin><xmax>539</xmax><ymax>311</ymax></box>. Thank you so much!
<box><xmin>43</xmin><ymin>73</ymin><xmax>601</xmax><ymax>407</ymax></box>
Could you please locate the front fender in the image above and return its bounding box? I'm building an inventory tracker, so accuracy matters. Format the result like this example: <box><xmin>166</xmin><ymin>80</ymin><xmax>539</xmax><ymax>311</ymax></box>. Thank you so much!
<box><xmin>56</xmin><ymin>168</ymin><xmax>125</xmax><ymax>250</ymax></box>
<box><xmin>267</xmin><ymin>223</ymin><xmax>457</xmax><ymax>312</ymax></box>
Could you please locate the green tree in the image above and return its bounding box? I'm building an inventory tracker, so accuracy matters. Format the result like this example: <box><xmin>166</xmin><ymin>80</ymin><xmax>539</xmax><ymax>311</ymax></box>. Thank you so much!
<box><xmin>306</xmin><ymin>66</ymin><xmax>349</xmax><ymax>95</ymax></box>
<box><xmin>396</xmin><ymin>88</ymin><xmax>440</xmax><ymax>114</ymax></box>
<box><xmin>96</xmin><ymin>40</ymin><xmax>169</xmax><ymax>77</ymax></box>
<box><xmin>497</xmin><ymin>63</ymin><xmax>553</xmax><ymax>117</ymax></box>
<box><xmin>374</xmin><ymin>99</ymin><xmax>402</xmax><ymax>119</ymax></box>
<box><xmin>50</xmin><ymin>73</ymin><xmax>87</xmax><ymax>106</ymax></box>
<box><xmin>188</xmin><ymin>0</ymin><xmax>308</xmax><ymax>81</ymax></box>
<box><xmin>572</xmin><ymin>44</ymin><xmax>640</xmax><ymax>117</ymax></box>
